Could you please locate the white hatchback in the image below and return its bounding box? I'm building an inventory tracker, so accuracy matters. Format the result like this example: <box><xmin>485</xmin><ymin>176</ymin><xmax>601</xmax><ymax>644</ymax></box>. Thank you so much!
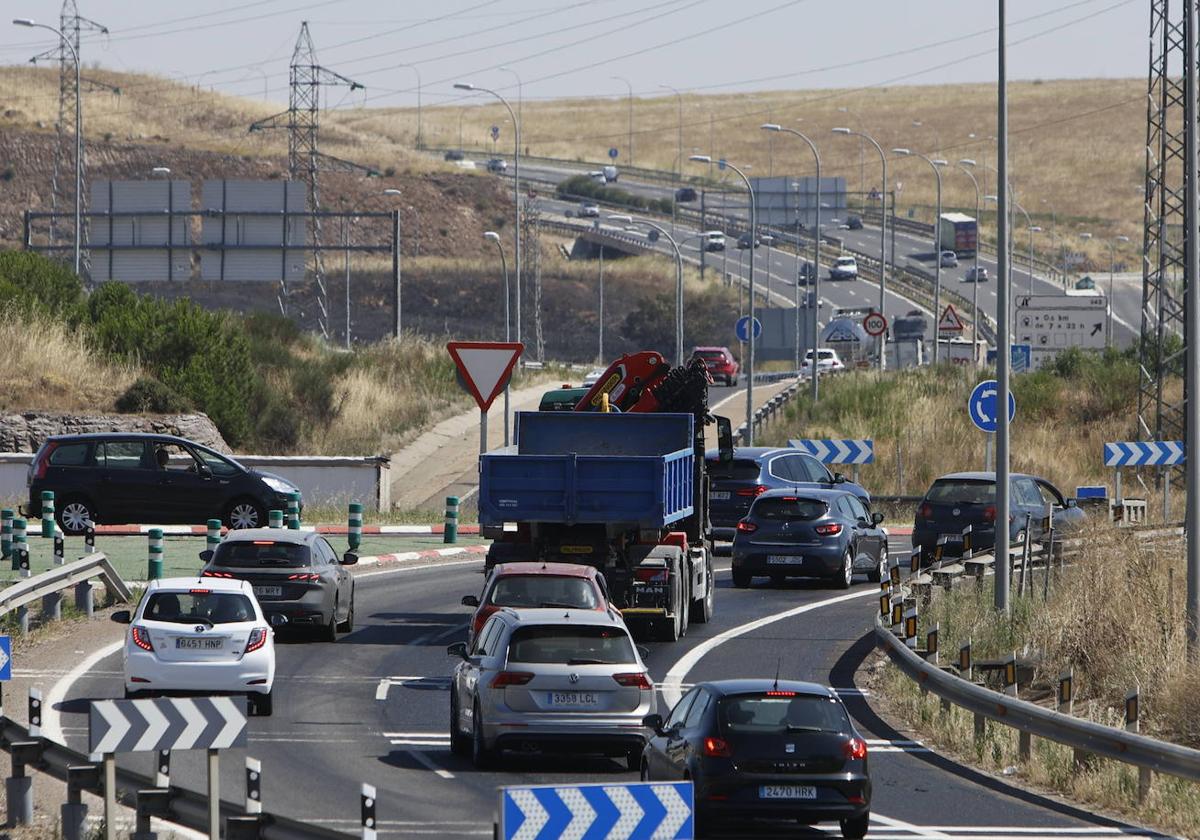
<box><xmin>113</xmin><ymin>577</ymin><xmax>277</xmax><ymax>716</ymax></box>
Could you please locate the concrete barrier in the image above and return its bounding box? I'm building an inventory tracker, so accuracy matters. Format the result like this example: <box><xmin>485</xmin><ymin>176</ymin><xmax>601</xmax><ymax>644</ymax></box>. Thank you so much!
<box><xmin>0</xmin><ymin>453</ymin><xmax>391</xmax><ymax>511</ymax></box>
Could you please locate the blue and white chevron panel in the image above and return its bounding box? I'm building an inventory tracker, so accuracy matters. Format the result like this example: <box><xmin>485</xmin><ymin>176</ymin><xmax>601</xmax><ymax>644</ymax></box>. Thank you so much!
<box><xmin>88</xmin><ymin>696</ymin><xmax>248</xmax><ymax>754</ymax></box>
<box><xmin>499</xmin><ymin>781</ymin><xmax>693</xmax><ymax>840</ymax></box>
<box><xmin>789</xmin><ymin>438</ymin><xmax>874</xmax><ymax>465</ymax></box>
<box><xmin>1103</xmin><ymin>441</ymin><xmax>1185</xmax><ymax>467</ymax></box>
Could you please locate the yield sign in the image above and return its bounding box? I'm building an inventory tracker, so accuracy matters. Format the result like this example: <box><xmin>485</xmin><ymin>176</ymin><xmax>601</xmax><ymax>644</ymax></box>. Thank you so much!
<box><xmin>447</xmin><ymin>342</ymin><xmax>524</xmax><ymax>411</ymax></box>
<box><xmin>937</xmin><ymin>303</ymin><xmax>965</xmax><ymax>332</ymax></box>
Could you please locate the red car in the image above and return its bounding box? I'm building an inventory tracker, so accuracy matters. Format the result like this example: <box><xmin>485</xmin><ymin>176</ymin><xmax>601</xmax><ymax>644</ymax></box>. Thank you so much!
<box><xmin>691</xmin><ymin>346</ymin><xmax>740</xmax><ymax>386</ymax></box>
<box><xmin>461</xmin><ymin>562</ymin><xmax>618</xmax><ymax>642</ymax></box>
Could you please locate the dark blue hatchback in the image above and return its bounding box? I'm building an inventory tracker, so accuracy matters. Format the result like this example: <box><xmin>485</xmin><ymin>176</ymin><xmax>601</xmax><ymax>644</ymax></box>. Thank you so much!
<box><xmin>706</xmin><ymin>448</ymin><xmax>871</xmax><ymax>540</ymax></box>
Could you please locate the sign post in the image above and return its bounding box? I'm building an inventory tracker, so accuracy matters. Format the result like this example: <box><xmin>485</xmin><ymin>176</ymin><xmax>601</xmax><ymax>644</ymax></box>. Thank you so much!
<box><xmin>447</xmin><ymin>342</ymin><xmax>524</xmax><ymax>455</ymax></box>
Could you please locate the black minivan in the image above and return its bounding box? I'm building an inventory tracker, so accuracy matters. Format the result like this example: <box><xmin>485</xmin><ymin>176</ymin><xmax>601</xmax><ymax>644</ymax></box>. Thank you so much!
<box><xmin>25</xmin><ymin>433</ymin><xmax>301</xmax><ymax>534</ymax></box>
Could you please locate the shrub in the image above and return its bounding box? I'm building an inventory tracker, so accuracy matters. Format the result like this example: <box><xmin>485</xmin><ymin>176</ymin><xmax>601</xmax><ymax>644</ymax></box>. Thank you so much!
<box><xmin>0</xmin><ymin>250</ymin><xmax>84</xmax><ymax>319</ymax></box>
<box><xmin>115</xmin><ymin>377</ymin><xmax>192</xmax><ymax>414</ymax></box>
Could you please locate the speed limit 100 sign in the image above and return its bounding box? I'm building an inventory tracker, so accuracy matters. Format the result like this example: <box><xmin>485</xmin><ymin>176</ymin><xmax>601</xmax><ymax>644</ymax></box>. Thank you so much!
<box><xmin>863</xmin><ymin>311</ymin><xmax>888</xmax><ymax>337</ymax></box>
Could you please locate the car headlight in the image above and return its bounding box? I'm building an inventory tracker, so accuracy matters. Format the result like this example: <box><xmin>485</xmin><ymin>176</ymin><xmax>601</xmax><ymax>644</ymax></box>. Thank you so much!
<box><xmin>263</xmin><ymin>477</ymin><xmax>296</xmax><ymax>495</ymax></box>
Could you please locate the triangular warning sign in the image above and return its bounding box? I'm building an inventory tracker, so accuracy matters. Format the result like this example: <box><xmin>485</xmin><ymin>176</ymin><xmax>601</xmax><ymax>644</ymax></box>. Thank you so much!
<box><xmin>937</xmin><ymin>303</ymin><xmax>965</xmax><ymax>332</ymax></box>
<box><xmin>447</xmin><ymin>341</ymin><xmax>524</xmax><ymax>411</ymax></box>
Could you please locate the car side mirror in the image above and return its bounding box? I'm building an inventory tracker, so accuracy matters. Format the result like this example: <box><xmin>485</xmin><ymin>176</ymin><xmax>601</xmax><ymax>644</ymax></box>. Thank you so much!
<box><xmin>715</xmin><ymin>416</ymin><xmax>734</xmax><ymax>464</ymax></box>
<box><xmin>197</xmin><ymin>464</ymin><xmax>213</xmax><ymax>479</ymax></box>
<box><xmin>461</xmin><ymin>595</ymin><xmax>480</xmax><ymax>608</ymax></box>
<box><xmin>110</xmin><ymin>610</ymin><xmax>132</xmax><ymax>625</ymax></box>
<box><xmin>642</xmin><ymin>713</ymin><xmax>665</xmax><ymax>735</ymax></box>
<box><xmin>1066</xmin><ymin>498</ymin><xmax>1078</xmax><ymax>508</ymax></box>
<box><xmin>872</xmin><ymin>512</ymin><xmax>885</xmax><ymax>525</ymax></box>
<box><xmin>447</xmin><ymin>642</ymin><xmax>469</xmax><ymax>661</ymax></box>
<box><xmin>341</xmin><ymin>552</ymin><xmax>358</xmax><ymax>566</ymax></box>
<box><xmin>269</xmin><ymin>613</ymin><xmax>289</xmax><ymax>627</ymax></box>
<box><xmin>199</xmin><ymin>549</ymin><xmax>214</xmax><ymax>563</ymax></box>
<box><xmin>833</xmin><ymin>473</ymin><xmax>847</xmax><ymax>484</ymax></box>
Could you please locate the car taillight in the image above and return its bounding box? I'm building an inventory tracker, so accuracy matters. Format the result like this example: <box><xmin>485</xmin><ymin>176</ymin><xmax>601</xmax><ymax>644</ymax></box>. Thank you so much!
<box><xmin>843</xmin><ymin>737</ymin><xmax>868</xmax><ymax>760</ymax></box>
<box><xmin>491</xmin><ymin>671</ymin><xmax>535</xmax><ymax>688</ymax></box>
<box><xmin>735</xmin><ymin>520</ymin><xmax>758</xmax><ymax>534</ymax></box>
<box><xmin>472</xmin><ymin>605</ymin><xmax>500</xmax><ymax>637</ymax></box>
<box><xmin>202</xmin><ymin>570</ymin><xmax>234</xmax><ymax>578</ymax></box>
<box><xmin>815</xmin><ymin>523</ymin><xmax>843</xmax><ymax>536</ymax></box>
<box><xmin>244</xmin><ymin>627</ymin><xmax>268</xmax><ymax>653</ymax></box>
<box><xmin>983</xmin><ymin>505</ymin><xmax>997</xmax><ymax>523</ymax></box>
<box><xmin>703</xmin><ymin>737</ymin><xmax>732</xmax><ymax>758</ymax></box>
<box><xmin>32</xmin><ymin>442</ymin><xmax>58</xmax><ymax>481</ymax></box>
<box><xmin>635</xmin><ymin>567</ymin><xmax>668</xmax><ymax>583</ymax></box>
<box><xmin>287</xmin><ymin>573</ymin><xmax>321</xmax><ymax>581</ymax></box>
<box><xmin>918</xmin><ymin>503</ymin><xmax>933</xmax><ymax>520</ymax></box>
<box><xmin>736</xmin><ymin>485</ymin><xmax>769</xmax><ymax>497</ymax></box>
<box><xmin>131</xmin><ymin>626</ymin><xmax>154</xmax><ymax>652</ymax></box>
<box><xmin>613</xmin><ymin>672</ymin><xmax>652</xmax><ymax>690</ymax></box>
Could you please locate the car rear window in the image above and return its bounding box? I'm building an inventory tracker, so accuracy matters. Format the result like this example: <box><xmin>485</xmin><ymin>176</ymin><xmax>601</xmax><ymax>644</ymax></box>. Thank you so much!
<box><xmin>212</xmin><ymin>541</ymin><xmax>311</xmax><ymax>568</ymax></box>
<box><xmin>750</xmin><ymin>498</ymin><xmax>827</xmax><ymax>520</ymax></box>
<box><xmin>720</xmin><ymin>693</ymin><xmax>849</xmax><ymax>733</ymax></box>
<box><xmin>142</xmin><ymin>591</ymin><xmax>255</xmax><ymax>624</ymax></box>
<box><xmin>506</xmin><ymin>625</ymin><xmax>635</xmax><ymax>665</ymax></box>
<box><xmin>707</xmin><ymin>458</ymin><xmax>760</xmax><ymax>481</ymax></box>
<box><xmin>488</xmin><ymin>576</ymin><xmax>599</xmax><ymax>610</ymax></box>
<box><xmin>926</xmin><ymin>479</ymin><xmax>995</xmax><ymax>505</ymax></box>
<box><xmin>695</xmin><ymin>351</ymin><xmax>726</xmax><ymax>360</ymax></box>
<box><xmin>49</xmin><ymin>443</ymin><xmax>92</xmax><ymax>466</ymax></box>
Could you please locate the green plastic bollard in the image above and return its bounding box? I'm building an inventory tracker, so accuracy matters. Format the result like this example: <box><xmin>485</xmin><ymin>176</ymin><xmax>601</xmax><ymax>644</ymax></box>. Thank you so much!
<box><xmin>269</xmin><ymin>510</ymin><xmax>284</xmax><ymax>529</ymax></box>
<box><xmin>148</xmin><ymin>527</ymin><xmax>163</xmax><ymax>580</ymax></box>
<box><xmin>444</xmin><ymin>496</ymin><xmax>459</xmax><ymax>544</ymax></box>
<box><xmin>206</xmin><ymin>519</ymin><xmax>222</xmax><ymax>553</ymax></box>
<box><xmin>40</xmin><ymin>490</ymin><xmax>55</xmax><ymax>538</ymax></box>
<box><xmin>348</xmin><ymin>502</ymin><xmax>363</xmax><ymax>551</ymax></box>
<box><xmin>1</xmin><ymin>509</ymin><xmax>12</xmax><ymax>563</ymax></box>
<box><xmin>287</xmin><ymin>493</ymin><xmax>301</xmax><ymax>530</ymax></box>
<box><xmin>12</xmin><ymin>518</ymin><xmax>27</xmax><ymax>574</ymax></box>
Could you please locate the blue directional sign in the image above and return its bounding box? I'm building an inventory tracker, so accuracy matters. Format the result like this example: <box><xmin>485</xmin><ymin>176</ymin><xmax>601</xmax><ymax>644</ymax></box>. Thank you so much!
<box><xmin>609</xmin><ymin>147</ymin><xmax>619</xmax><ymax>159</ymax></box>
<box><xmin>499</xmin><ymin>782</ymin><xmax>693</xmax><ymax>840</ymax></box>
<box><xmin>735</xmin><ymin>315</ymin><xmax>762</xmax><ymax>342</ymax></box>
<box><xmin>968</xmin><ymin>379</ymin><xmax>1016</xmax><ymax>433</ymax></box>
<box><xmin>1103</xmin><ymin>441</ymin><xmax>1185</xmax><ymax>467</ymax></box>
<box><xmin>986</xmin><ymin>344</ymin><xmax>1032</xmax><ymax>374</ymax></box>
<box><xmin>0</xmin><ymin>635</ymin><xmax>10</xmax><ymax>681</ymax></box>
<box><xmin>790</xmin><ymin>439</ymin><xmax>874</xmax><ymax>465</ymax></box>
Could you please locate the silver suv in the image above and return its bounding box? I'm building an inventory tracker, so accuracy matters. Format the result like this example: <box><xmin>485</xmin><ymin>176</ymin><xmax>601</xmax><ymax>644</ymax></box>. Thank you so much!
<box><xmin>447</xmin><ymin>607</ymin><xmax>656</xmax><ymax>769</ymax></box>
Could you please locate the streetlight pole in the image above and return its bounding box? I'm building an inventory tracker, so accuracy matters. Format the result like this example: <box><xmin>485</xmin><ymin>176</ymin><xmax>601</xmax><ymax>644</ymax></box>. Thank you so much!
<box><xmin>893</xmin><ymin>149</ymin><xmax>945</xmax><ymax>363</ymax></box>
<box><xmin>456</xmin><ymin>83</ymin><xmax>521</xmax><ymax>347</ymax></box>
<box><xmin>995</xmin><ymin>0</ymin><xmax>1012</xmax><ymax>616</ymax></box>
<box><xmin>498</xmin><ymin>66</ymin><xmax>522</xmax><ymax>154</ymax></box>
<box><xmin>762</xmin><ymin>124</ymin><xmax>821</xmax><ymax>390</ymax></box>
<box><xmin>383</xmin><ymin>189</ymin><xmax>404</xmax><ymax>338</ymax></box>
<box><xmin>611</xmin><ymin>76</ymin><xmax>633</xmax><ymax>167</ymax></box>
<box><xmin>399</xmin><ymin>64</ymin><xmax>422</xmax><ymax>149</ymax></box>
<box><xmin>691</xmin><ymin>155</ymin><xmax>757</xmax><ymax>441</ymax></box>
<box><xmin>956</xmin><ymin>161</ymin><xmax>983</xmax><ymax>345</ymax></box>
<box><xmin>483</xmin><ymin>231</ymin><xmax>511</xmax><ymax>447</ymax></box>
<box><xmin>835</xmin><ymin>127</ymin><xmax>888</xmax><ymax>370</ymax></box>
<box><xmin>15</xmin><ymin>18</ymin><xmax>80</xmax><ymax>275</ymax></box>
<box><xmin>661</xmin><ymin>84</ymin><xmax>682</xmax><ymax>181</ymax></box>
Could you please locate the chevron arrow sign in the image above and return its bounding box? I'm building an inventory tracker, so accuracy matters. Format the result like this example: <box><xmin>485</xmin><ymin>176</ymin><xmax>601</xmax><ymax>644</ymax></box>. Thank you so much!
<box><xmin>789</xmin><ymin>439</ymin><xmax>875</xmax><ymax>465</ymax></box>
<box><xmin>88</xmin><ymin>697</ymin><xmax>247</xmax><ymax>754</ymax></box>
<box><xmin>1103</xmin><ymin>441</ymin><xmax>1185</xmax><ymax>467</ymax></box>
<box><xmin>499</xmin><ymin>781</ymin><xmax>692</xmax><ymax>840</ymax></box>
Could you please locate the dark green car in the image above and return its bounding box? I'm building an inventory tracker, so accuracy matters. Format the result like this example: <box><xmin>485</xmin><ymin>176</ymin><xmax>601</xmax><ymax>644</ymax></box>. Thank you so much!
<box><xmin>538</xmin><ymin>386</ymin><xmax>589</xmax><ymax>412</ymax></box>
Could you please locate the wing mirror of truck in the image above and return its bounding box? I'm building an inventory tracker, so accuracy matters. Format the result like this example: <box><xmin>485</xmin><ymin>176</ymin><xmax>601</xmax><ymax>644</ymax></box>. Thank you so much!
<box><xmin>716</xmin><ymin>415</ymin><xmax>734</xmax><ymax>463</ymax></box>
<box><xmin>461</xmin><ymin>595</ymin><xmax>480</xmax><ymax>608</ymax></box>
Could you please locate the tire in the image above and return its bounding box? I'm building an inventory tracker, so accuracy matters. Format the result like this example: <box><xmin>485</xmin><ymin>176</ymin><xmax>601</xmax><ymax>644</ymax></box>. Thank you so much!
<box><xmin>677</xmin><ymin>576</ymin><xmax>690</xmax><ymax>638</ymax></box>
<box><xmin>867</xmin><ymin>553</ymin><xmax>884</xmax><ymax>583</ymax></box>
<box><xmin>471</xmin><ymin>702</ymin><xmax>493</xmax><ymax>769</ymax></box>
<box><xmin>640</xmin><ymin>760</ymin><xmax>650</xmax><ymax>781</ymax></box>
<box><xmin>57</xmin><ymin>496</ymin><xmax>97</xmax><ymax>536</ymax></box>
<box><xmin>337</xmin><ymin>591</ymin><xmax>355</xmax><ymax>633</ymax></box>
<box><xmin>124</xmin><ymin>688</ymin><xmax>145</xmax><ymax>700</ymax></box>
<box><xmin>625</xmin><ymin>749</ymin><xmax>641</xmax><ymax>772</ymax></box>
<box><xmin>225</xmin><ymin>497</ymin><xmax>266</xmax><ymax>530</ymax></box>
<box><xmin>841</xmin><ymin>811</ymin><xmax>870</xmax><ymax>839</ymax></box>
<box><xmin>320</xmin><ymin>606</ymin><xmax>338</xmax><ymax>642</ymax></box>
<box><xmin>833</xmin><ymin>548</ymin><xmax>853</xmax><ymax>589</ymax></box>
<box><xmin>253</xmin><ymin>690</ymin><xmax>273</xmax><ymax>717</ymax></box>
<box><xmin>690</xmin><ymin>559</ymin><xmax>714</xmax><ymax>624</ymax></box>
<box><xmin>732</xmin><ymin>567</ymin><xmax>752</xmax><ymax>588</ymax></box>
<box><xmin>449</xmin><ymin>692</ymin><xmax>470</xmax><ymax>757</ymax></box>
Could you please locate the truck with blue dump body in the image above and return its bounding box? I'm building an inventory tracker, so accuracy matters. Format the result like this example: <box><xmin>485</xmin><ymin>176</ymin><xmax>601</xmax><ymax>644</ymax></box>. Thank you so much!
<box><xmin>479</xmin><ymin>402</ymin><xmax>727</xmax><ymax>642</ymax></box>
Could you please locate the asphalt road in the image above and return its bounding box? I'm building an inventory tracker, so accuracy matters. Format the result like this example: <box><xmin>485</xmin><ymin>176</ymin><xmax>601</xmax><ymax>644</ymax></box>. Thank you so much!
<box><xmin>46</xmin><ymin>539</ymin><xmax>1171</xmax><ymax>839</ymax></box>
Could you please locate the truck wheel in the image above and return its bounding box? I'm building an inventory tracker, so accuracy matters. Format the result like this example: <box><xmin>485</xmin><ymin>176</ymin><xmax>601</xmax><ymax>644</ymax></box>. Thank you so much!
<box><xmin>690</xmin><ymin>559</ymin><xmax>714</xmax><ymax>624</ymax></box>
<box><xmin>654</xmin><ymin>612</ymin><xmax>680</xmax><ymax>643</ymax></box>
<box><xmin>677</xmin><ymin>577</ymin><xmax>689</xmax><ymax>638</ymax></box>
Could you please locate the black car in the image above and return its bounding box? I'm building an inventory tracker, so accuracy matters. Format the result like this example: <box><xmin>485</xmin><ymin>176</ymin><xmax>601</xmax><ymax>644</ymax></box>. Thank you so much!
<box><xmin>737</xmin><ymin>233</ymin><xmax>762</xmax><ymax>250</ymax></box>
<box><xmin>25</xmin><ymin>433</ymin><xmax>301</xmax><ymax>534</ymax></box>
<box><xmin>731</xmin><ymin>489</ymin><xmax>887</xmax><ymax>588</ymax></box>
<box><xmin>675</xmin><ymin>187</ymin><xmax>698</xmax><ymax>203</ymax></box>
<box><xmin>797</xmin><ymin>261</ymin><xmax>817</xmax><ymax>285</ymax></box>
<box><xmin>912</xmin><ymin>471</ymin><xmax>1086</xmax><ymax>564</ymax></box>
<box><xmin>443</xmin><ymin>149</ymin><xmax>465</xmax><ymax>161</ymax></box>
<box><xmin>201</xmin><ymin>529</ymin><xmax>356</xmax><ymax>641</ymax></box>
<box><xmin>846</xmin><ymin>215</ymin><xmax>863</xmax><ymax>230</ymax></box>
<box><xmin>705</xmin><ymin>447</ymin><xmax>871</xmax><ymax>540</ymax></box>
<box><xmin>641</xmin><ymin>679</ymin><xmax>871</xmax><ymax>838</ymax></box>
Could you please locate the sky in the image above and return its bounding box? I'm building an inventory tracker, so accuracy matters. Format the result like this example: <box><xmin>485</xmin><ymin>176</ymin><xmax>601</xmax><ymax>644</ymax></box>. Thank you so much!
<box><xmin>0</xmin><ymin>0</ymin><xmax>1148</xmax><ymax>109</ymax></box>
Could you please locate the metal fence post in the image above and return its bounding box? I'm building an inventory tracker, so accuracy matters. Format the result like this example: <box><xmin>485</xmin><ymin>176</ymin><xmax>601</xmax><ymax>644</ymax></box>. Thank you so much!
<box><xmin>62</xmin><ymin>764</ymin><xmax>101</xmax><ymax>840</ymax></box>
<box><xmin>1126</xmin><ymin>688</ymin><xmax>1152</xmax><ymax>802</ymax></box>
<box><xmin>75</xmin><ymin>580</ymin><xmax>94</xmax><ymax>618</ymax></box>
<box><xmin>6</xmin><ymin>740</ymin><xmax>40</xmax><ymax>827</ymax></box>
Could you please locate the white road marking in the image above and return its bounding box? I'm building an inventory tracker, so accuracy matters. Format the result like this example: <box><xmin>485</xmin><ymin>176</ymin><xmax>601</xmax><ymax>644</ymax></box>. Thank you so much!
<box><xmin>42</xmin><ymin>639</ymin><xmax>123</xmax><ymax>746</ymax></box>
<box><xmin>403</xmin><ymin>748</ymin><xmax>455</xmax><ymax>779</ymax></box>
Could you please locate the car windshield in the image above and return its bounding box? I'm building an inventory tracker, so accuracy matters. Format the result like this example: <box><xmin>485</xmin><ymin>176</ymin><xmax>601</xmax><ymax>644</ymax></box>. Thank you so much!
<box><xmin>488</xmin><ymin>576</ymin><xmax>599</xmax><ymax>609</ymax></box>
<box><xmin>751</xmin><ymin>498</ymin><xmax>827</xmax><ymax>521</ymax></box>
<box><xmin>212</xmin><ymin>541</ymin><xmax>311</xmax><ymax>568</ymax></box>
<box><xmin>707</xmin><ymin>458</ymin><xmax>760</xmax><ymax>481</ymax></box>
<box><xmin>507</xmin><ymin>625</ymin><xmax>635</xmax><ymax>664</ymax></box>
<box><xmin>142</xmin><ymin>591</ymin><xmax>255</xmax><ymax>624</ymax></box>
<box><xmin>926</xmin><ymin>479</ymin><xmax>995</xmax><ymax>505</ymax></box>
<box><xmin>837</xmin><ymin>258</ymin><xmax>855</xmax><ymax>266</ymax></box>
<box><xmin>720</xmin><ymin>692</ymin><xmax>850</xmax><ymax>734</ymax></box>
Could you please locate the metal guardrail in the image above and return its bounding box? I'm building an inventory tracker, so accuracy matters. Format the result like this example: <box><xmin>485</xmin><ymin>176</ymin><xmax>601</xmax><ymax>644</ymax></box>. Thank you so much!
<box><xmin>734</xmin><ymin>381</ymin><xmax>801</xmax><ymax>443</ymax></box>
<box><xmin>0</xmin><ymin>716</ymin><xmax>350</xmax><ymax>840</ymax></box>
<box><xmin>0</xmin><ymin>552</ymin><xmax>131</xmax><ymax>616</ymax></box>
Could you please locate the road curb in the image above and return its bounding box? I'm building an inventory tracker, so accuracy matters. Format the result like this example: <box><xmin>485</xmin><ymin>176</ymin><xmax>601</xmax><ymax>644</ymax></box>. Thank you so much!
<box><xmin>356</xmin><ymin>543</ymin><xmax>489</xmax><ymax>568</ymax></box>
